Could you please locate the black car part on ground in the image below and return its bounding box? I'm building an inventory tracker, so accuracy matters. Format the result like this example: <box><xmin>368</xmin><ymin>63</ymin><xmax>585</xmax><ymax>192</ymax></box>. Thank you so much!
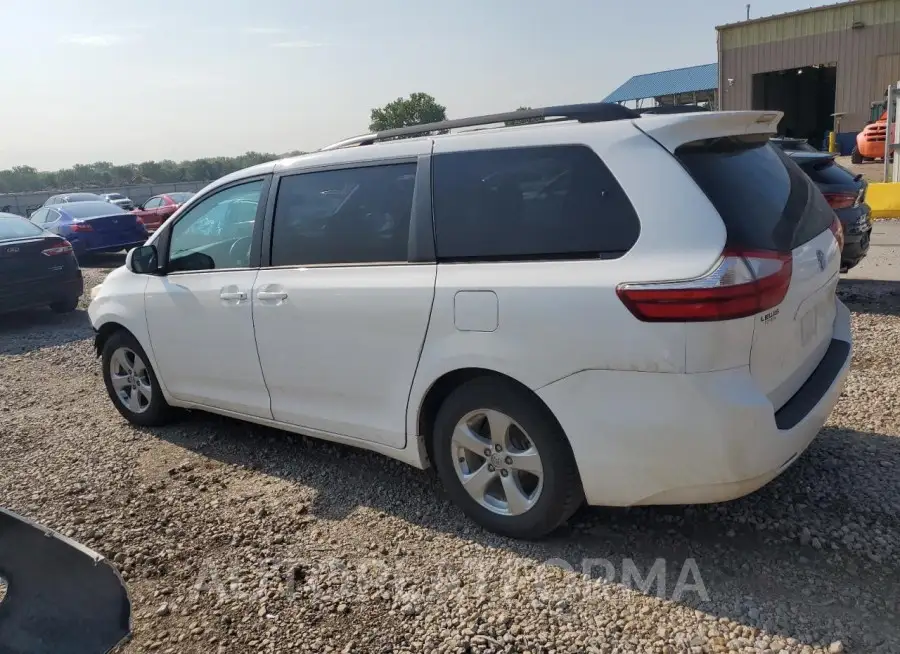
<box><xmin>0</xmin><ymin>508</ymin><xmax>132</xmax><ymax>654</ymax></box>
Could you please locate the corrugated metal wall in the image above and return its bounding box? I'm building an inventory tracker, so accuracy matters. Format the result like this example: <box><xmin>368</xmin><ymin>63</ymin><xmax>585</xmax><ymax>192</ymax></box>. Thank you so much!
<box><xmin>718</xmin><ymin>0</ymin><xmax>900</xmax><ymax>132</ymax></box>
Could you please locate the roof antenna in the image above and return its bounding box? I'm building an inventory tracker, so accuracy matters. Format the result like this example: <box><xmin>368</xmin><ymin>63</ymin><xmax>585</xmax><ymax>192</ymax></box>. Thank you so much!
<box><xmin>746</xmin><ymin>4</ymin><xmax>751</xmax><ymax>20</ymax></box>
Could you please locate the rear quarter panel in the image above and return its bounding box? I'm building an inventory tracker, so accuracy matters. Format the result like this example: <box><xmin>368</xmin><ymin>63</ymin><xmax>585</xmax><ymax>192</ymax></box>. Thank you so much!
<box><xmin>406</xmin><ymin>120</ymin><xmax>729</xmax><ymax>438</ymax></box>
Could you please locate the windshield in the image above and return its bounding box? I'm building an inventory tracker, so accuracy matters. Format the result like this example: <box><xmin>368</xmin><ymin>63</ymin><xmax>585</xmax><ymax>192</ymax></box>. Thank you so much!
<box><xmin>0</xmin><ymin>214</ymin><xmax>44</xmax><ymax>240</ymax></box>
<box><xmin>105</xmin><ymin>193</ymin><xmax>125</xmax><ymax>200</ymax></box>
<box><xmin>63</xmin><ymin>201</ymin><xmax>128</xmax><ymax>218</ymax></box>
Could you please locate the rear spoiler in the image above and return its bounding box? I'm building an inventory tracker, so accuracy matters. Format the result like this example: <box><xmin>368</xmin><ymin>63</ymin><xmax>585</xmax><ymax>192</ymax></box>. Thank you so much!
<box><xmin>0</xmin><ymin>508</ymin><xmax>132</xmax><ymax>654</ymax></box>
<box><xmin>633</xmin><ymin>110</ymin><xmax>784</xmax><ymax>153</ymax></box>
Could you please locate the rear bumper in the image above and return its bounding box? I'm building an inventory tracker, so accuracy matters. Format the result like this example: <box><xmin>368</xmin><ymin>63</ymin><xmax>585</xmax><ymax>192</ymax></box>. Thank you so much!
<box><xmin>841</xmin><ymin>233</ymin><xmax>870</xmax><ymax>269</ymax></box>
<box><xmin>72</xmin><ymin>238</ymin><xmax>146</xmax><ymax>255</ymax></box>
<box><xmin>537</xmin><ymin>299</ymin><xmax>853</xmax><ymax>507</ymax></box>
<box><xmin>838</xmin><ymin>205</ymin><xmax>872</xmax><ymax>268</ymax></box>
<box><xmin>0</xmin><ymin>272</ymin><xmax>83</xmax><ymax>314</ymax></box>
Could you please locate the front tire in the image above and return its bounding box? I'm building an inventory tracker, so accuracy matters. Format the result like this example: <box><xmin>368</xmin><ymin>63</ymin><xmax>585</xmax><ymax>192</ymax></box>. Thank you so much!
<box><xmin>432</xmin><ymin>377</ymin><xmax>583</xmax><ymax>539</ymax></box>
<box><xmin>851</xmin><ymin>145</ymin><xmax>863</xmax><ymax>164</ymax></box>
<box><xmin>101</xmin><ymin>330</ymin><xmax>176</xmax><ymax>427</ymax></box>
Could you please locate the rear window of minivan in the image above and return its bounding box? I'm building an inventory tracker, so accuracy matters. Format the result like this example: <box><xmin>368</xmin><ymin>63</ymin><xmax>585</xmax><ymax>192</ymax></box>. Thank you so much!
<box><xmin>676</xmin><ymin>135</ymin><xmax>835</xmax><ymax>252</ymax></box>
<box><xmin>432</xmin><ymin>145</ymin><xmax>640</xmax><ymax>261</ymax></box>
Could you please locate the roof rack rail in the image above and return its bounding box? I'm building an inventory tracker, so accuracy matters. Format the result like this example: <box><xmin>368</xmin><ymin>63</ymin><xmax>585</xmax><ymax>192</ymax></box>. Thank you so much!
<box><xmin>318</xmin><ymin>102</ymin><xmax>641</xmax><ymax>152</ymax></box>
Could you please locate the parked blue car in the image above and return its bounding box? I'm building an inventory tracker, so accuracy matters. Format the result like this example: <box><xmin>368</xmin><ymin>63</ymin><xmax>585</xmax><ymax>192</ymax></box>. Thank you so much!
<box><xmin>28</xmin><ymin>201</ymin><xmax>148</xmax><ymax>257</ymax></box>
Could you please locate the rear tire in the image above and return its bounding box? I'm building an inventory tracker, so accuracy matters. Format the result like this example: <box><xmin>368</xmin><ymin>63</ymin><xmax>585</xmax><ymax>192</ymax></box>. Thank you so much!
<box><xmin>101</xmin><ymin>330</ymin><xmax>176</xmax><ymax>427</ymax></box>
<box><xmin>431</xmin><ymin>377</ymin><xmax>583</xmax><ymax>539</ymax></box>
<box><xmin>49</xmin><ymin>296</ymin><xmax>79</xmax><ymax>313</ymax></box>
<box><xmin>851</xmin><ymin>145</ymin><xmax>863</xmax><ymax>164</ymax></box>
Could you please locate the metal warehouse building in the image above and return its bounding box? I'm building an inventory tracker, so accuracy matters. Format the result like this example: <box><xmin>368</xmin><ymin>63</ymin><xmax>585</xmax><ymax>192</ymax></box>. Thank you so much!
<box><xmin>602</xmin><ymin>63</ymin><xmax>719</xmax><ymax>109</ymax></box>
<box><xmin>717</xmin><ymin>0</ymin><xmax>900</xmax><ymax>146</ymax></box>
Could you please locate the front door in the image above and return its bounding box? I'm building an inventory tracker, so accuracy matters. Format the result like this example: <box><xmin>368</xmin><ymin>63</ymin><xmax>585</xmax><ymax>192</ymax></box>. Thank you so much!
<box><xmin>252</xmin><ymin>160</ymin><xmax>435</xmax><ymax>448</ymax></box>
<box><xmin>144</xmin><ymin>177</ymin><xmax>273</xmax><ymax>418</ymax></box>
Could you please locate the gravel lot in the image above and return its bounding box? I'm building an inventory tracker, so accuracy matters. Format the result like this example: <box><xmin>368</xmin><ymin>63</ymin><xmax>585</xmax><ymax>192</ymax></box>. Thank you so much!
<box><xmin>2</xmin><ymin>237</ymin><xmax>900</xmax><ymax>654</ymax></box>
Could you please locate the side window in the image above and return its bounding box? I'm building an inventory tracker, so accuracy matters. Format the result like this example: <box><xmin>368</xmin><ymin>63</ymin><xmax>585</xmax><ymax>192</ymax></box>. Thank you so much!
<box><xmin>432</xmin><ymin>145</ymin><xmax>640</xmax><ymax>261</ymax></box>
<box><xmin>270</xmin><ymin>163</ymin><xmax>416</xmax><ymax>267</ymax></box>
<box><xmin>167</xmin><ymin>179</ymin><xmax>264</xmax><ymax>273</ymax></box>
<box><xmin>30</xmin><ymin>208</ymin><xmax>48</xmax><ymax>224</ymax></box>
<box><xmin>45</xmin><ymin>209</ymin><xmax>60</xmax><ymax>223</ymax></box>
<box><xmin>144</xmin><ymin>197</ymin><xmax>162</xmax><ymax>209</ymax></box>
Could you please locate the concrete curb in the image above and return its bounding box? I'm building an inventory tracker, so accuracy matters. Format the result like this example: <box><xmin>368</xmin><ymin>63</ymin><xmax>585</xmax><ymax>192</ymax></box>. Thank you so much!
<box><xmin>867</xmin><ymin>182</ymin><xmax>900</xmax><ymax>219</ymax></box>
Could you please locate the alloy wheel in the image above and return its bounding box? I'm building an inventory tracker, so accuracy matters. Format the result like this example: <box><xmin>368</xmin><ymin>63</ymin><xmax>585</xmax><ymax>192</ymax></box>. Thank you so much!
<box><xmin>450</xmin><ymin>409</ymin><xmax>544</xmax><ymax>516</ymax></box>
<box><xmin>109</xmin><ymin>347</ymin><xmax>153</xmax><ymax>414</ymax></box>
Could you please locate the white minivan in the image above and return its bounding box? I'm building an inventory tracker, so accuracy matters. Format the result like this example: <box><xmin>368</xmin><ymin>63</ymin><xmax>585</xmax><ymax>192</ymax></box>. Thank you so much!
<box><xmin>88</xmin><ymin>104</ymin><xmax>852</xmax><ymax>539</ymax></box>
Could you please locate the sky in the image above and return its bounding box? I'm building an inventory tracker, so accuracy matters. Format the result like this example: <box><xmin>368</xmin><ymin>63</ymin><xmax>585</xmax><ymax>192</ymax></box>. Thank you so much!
<box><xmin>0</xmin><ymin>0</ymin><xmax>824</xmax><ymax>170</ymax></box>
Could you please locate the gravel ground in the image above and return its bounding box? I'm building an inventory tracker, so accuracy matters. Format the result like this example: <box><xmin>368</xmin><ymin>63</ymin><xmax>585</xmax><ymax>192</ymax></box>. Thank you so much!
<box><xmin>1</xmin><ymin>250</ymin><xmax>900</xmax><ymax>654</ymax></box>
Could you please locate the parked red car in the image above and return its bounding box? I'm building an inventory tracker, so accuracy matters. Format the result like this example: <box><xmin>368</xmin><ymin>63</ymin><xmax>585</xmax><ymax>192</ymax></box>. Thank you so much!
<box><xmin>132</xmin><ymin>192</ymin><xmax>195</xmax><ymax>232</ymax></box>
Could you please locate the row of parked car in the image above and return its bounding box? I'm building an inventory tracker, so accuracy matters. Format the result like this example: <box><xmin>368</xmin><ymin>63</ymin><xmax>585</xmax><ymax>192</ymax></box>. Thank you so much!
<box><xmin>0</xmin><ymin>190</ymin><xmax>195</xmax><ymax>315</ymax></box>
<box><xmin>36</xmin><ymin>190</ymin><xmax>195</xmax><ymax>238</ymax></box>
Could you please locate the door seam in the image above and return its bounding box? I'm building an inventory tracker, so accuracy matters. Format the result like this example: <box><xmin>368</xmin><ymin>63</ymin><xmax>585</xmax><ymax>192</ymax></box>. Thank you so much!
<box><xmin>247</xmin><ymin>268</ymin><xmax>276</xmax><ymax>419</ymax></box>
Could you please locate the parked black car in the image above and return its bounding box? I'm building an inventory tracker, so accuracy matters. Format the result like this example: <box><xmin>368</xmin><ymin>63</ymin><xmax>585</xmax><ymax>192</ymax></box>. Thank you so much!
<box><xmin>783</xmin><ymin>151</ymin><xmax>871</xmax><ymax>271</ymax></box>
<box><xmin>0</xmin><ymin>212</ymin><xmax>83</xmax><ymax>314</ymax></box>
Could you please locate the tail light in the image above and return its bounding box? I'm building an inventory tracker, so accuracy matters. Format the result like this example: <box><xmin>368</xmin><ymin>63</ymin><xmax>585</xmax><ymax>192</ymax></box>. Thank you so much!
<box><xmin>823</xmin><ymin>192</ymin><xmax>857</xmax><ymax>210</ymax></box>
<box><xmin>829</xmin><ymin>215</ymin><xmax>844</xmax><ymax>251</ymax></box>
<box><xmin>617</xmin><ymin>249</ymin><xmax>792</xmax><ymax>322</ymax></box>
<box><xmin>42</xmin><ymin>240</ymin><xmax>74</xmax><ymax>256</ymax></box>
<box><xmin>69</xmin><ymin>221</ymin><xmax>94</xmax><ymax>232</ymax></box>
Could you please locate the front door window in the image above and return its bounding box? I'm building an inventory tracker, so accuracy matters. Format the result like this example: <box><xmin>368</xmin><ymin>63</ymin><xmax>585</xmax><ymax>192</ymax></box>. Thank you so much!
<box><xmin>167</xmin><ymin>180</ymin><xmax>264</xmax><ymax>272</ymax></box>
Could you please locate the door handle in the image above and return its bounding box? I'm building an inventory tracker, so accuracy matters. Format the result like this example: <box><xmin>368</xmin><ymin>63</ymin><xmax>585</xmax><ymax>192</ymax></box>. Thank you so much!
<box><xmin>220</xmin><ymin>290</ymin><xmax>247</xmax><ymax>301</ymax></box>
<box><xmin>257</xmin><ymin>290</ymin><xmax>288</xmax><ymax>301</ymax></box>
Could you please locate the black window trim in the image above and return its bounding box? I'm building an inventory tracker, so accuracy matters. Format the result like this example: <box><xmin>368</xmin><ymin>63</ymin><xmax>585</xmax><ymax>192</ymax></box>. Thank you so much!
<box><xmin>154</xmin><ymin>174</ymin><xmax>272</xmax><ymax>276</ymax></box>
<box><xmin>259</xmin><ymin>155</ymin><xmax>434</xmax><ymax>270</ymax></box>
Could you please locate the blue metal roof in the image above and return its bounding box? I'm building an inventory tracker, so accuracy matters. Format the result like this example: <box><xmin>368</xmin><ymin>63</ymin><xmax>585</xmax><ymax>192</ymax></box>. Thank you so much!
<box><xmin>603</xmin><ymin>63</ymin><xmax>718</xmax><ymax>103</ymax></box>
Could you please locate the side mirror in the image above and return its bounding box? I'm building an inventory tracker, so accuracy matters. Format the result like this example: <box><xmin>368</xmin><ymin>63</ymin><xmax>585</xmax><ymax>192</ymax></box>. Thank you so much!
<box><xmin>128</xmin><ymin>244</ymin><xmax>159</xmax><ymax>275</ymax></box>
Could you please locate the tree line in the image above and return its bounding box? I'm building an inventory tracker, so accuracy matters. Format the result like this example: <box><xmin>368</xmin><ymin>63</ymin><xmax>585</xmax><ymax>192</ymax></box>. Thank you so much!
<box><xmin>0</xmin><ymin>151</ymin><xmax>305</xmax><ymax>195</ymax></box>
<box><xmin>0</xmin><ymin>93</ymin><xmax>529</xmax><ymax>195</ymax></box>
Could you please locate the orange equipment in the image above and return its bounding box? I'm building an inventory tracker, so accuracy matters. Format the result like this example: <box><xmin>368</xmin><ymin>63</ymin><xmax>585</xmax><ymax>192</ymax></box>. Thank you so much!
<box><xmin>852</xmin><ymin>109</ymin><xmax>889</xmax><ymax>163</ymax></box>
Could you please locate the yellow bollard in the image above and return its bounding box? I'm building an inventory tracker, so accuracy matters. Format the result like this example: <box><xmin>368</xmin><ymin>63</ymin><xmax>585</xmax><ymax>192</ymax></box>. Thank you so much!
<box><xmin>828</xmin><ymin>131</ymin><xmax>837</xmax><ymax>153</ymax></box>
